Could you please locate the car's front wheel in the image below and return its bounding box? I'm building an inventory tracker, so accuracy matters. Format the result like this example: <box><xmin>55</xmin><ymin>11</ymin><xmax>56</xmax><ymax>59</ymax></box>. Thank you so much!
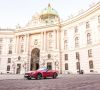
<box><xmin>52</xmin><ymin>73</ymin><xmax>57</xmax><ymax>79</ymax></box>
<box><xmin>27</xmin><ymin>77</ymin><xmax>31</xmax><ymax>80</ymax></box>
<box><xmin>36</xmin><ymin>73</ymin><xmax>42</xmax><ymax>80</ymax></box>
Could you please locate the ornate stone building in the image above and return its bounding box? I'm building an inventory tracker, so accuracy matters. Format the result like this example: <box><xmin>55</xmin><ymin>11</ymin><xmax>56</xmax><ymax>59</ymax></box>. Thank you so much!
<box><xmin>0</xmin><ymin>2</ymin><xmax>100</xmax><ymax>74</ymax></box>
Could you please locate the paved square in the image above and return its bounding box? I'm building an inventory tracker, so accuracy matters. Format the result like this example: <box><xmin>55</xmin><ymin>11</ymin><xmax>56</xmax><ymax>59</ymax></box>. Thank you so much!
<box><xmin>0</xmin><ymin>74</ymin><xmax>100</xmax><ymax>90</ymax></box>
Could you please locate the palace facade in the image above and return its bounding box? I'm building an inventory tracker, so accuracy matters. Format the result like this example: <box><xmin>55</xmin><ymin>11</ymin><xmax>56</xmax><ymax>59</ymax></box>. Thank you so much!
<box><xmin>0</xmin><ymin>2</ymin><xmax>100</xmax><ymax>74</ymax></box>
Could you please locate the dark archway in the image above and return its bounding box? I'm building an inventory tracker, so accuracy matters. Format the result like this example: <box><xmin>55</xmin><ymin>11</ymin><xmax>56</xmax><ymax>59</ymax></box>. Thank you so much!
<box><xmin>30</xmin><ymin>48</ymin><xmax>40</xmax><ymax>70</ymax></box>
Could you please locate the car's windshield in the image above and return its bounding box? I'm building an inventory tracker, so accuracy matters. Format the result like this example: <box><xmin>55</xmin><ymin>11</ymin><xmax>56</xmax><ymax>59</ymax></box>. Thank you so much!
<box><xmin>38</xmin><ymin>67</ymin><xmax>48</xmax><ymax>71</ymax></box>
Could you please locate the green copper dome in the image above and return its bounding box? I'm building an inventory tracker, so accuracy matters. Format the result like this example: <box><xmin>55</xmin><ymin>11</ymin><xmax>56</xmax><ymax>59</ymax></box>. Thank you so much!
<box><xmin>40</xmin><ymin>4</ymin><xmax>58</xmax><ymax>19</ymax></box>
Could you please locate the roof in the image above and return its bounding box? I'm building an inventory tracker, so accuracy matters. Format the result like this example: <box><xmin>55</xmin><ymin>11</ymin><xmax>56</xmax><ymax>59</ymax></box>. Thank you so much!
<box><xmin>40</xmin><ymin>4</ymin><xmax>58</xmax><ymax>19</ymax></box>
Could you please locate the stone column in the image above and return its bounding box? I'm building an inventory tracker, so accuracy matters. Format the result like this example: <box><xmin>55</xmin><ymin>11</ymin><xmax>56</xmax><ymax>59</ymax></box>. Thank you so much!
<box><xmin>41</xmin><ymin>32</ymin><xmax>44</xmax><ymax>50</ymax></box>
<box><xmin>16</xmin><ymin>35</ymin><xmax>19</xmax><ymax>54</ymax></box>
<box><xmin>25</xmin><ymin>34</ymin><xmax>30</xmax><ymax>71</ymax></box>
<box><xmin>44</xmin><ymin>31</ymin><xmax>47</xmax><ymax>51</ymax></box>
<box><xmin>57</xmin><ymin>29</ymin><xmax>62</xmax><ymax>74</ymax></box>
<box><xmin>57</xmin><ymin>30</ymin><xmax>60</xmax><ymax>50</ymax></box>
<box><xmin>54</xmin><ymin>30</ymin><xmax>57</xmax><ymax>49</ymax></box>
<box><xmin>25</xmin><ymin>34</ymin><xmax>29</xmax><ymax>53</ymax></box>
<box><xmin>14</xmin><ymin>36</ymin><xmax>17</xmax><ymax>53</ymax></box>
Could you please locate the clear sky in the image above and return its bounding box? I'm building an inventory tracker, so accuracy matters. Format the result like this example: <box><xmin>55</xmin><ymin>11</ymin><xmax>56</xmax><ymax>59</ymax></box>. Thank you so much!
<box><xmin>0</xmin><ymin>0</ymin><xmax>99</xmax><ymax>28</ymax></box>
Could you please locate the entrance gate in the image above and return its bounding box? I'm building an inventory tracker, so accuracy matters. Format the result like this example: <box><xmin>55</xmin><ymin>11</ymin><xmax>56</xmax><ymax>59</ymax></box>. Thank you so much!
<box><xmin>30</xmin><ymin>48</ymin><xmax>40</xmax><ymax>70</ymax></box>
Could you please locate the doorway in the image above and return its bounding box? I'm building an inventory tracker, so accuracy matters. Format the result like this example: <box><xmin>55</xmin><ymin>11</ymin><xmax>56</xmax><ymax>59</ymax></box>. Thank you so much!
<box><xmin>16</xmin><ymin>64</ymin><xmax>21</xmax><ymax>74</ymax></box>
<box><xmin>30</xmin><ymin>48</ymin><xmax>40</xmax><ymax>70</ymax></box>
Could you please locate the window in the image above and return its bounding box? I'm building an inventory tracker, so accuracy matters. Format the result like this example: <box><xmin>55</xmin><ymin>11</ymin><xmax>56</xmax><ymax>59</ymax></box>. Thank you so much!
<box><xmin>74</xmin><ymin>26</ymin><xmax>78</xmax><ymax>33</ymax></box>
<box><xmin>48</xmin><ymin>39</ymin><xmax>53</xmax><ymax>49</ymax></box>
<box><xmin>76</xmin><ymin>62</ymin><xmax>80</xmax><ymax>70</ymax></box>
<box><xmin>65</xmin><ymin>63</ymin><xmax>68</xmax><ymax>70</ymax></box>
<box><xmin>75</xmin><ymin>37</ymin><xmax>79</xmax><ymax>47</ymax></box>
<box><xmin>90</xmin><ymin>70</ymin><xmax>94</xmax><ymax>72</ymax></box>
<box><xmin>76</xmin><ymin>52</ymin><xmax>80</xmax><ymax>60</ymax></box>
<box><xmin>64</xmin><ymin>30</ymin><xmax>67</xmax><ymax>36</ymax></box>
<box><xmin>8</xmin><ymin>50</ymin><xmax>12</xmax><ymax>54</ymax></box>
<box><xmin>87</xmin><ymin>33</ymin><xmax>92</xmax><ymax>44</ymax></box>
<box><xmin>0</xmin><ymin>58</ymin><xmax>1</xmax><ymax>64</ymax></box>
<box><xmin>86</xmin><ymin>21</ymin><xmax>90</xmax><ymax>28</ymax></box>
<box><xmin>21</xmin><ymin>36</ymin><xmax>24</xmax><ymax>42</ymax></box>
<box><xmin>34</xmin><ymin>39</ymin><xmax>38</xmax><ymax>45</ymax></box>
<box><xmin>65</xmin><ymin>54</ymin><xmax>68</xmax><ymax>60</ymax></box>
<box><xmin>20</xmin><ymin>44</ymin><xmax>24</xmax><ymax>53</ymax></box>
<box><xmin>47</xmin><ymin>62</ymin><xmax>52</xmax><ymax>70</ymax></box>
<box><xmin>8</xmin><ymin>58</ymin><xmax>11</xmax><ymax>63</ymax></box>
<box><xmin>89</xmin><ymin>60</ymin><xmax>93</xmax><ymax>69</ymax></box>
<box><xmin>7</xmin><ymin>65</ymin><xmax>10</xmax><ymax>71</ymax></box>
<box><xmin>88</xmin><ymin>49</ymin><xmax>92</xmax><ymax>57</ymax></box>
<box><xmin>0</xmin><ymin>46</ymin><xmax>2</xmax><ymax>54</ymax></box>
<box><xmin>49</xmin><ymin>32</ymin><xmax>53</xmax><ymax>38</ymax></box>
<box><xmin>9</xmin><ymin>38</ymin><xmax>13</xmax><ymax>43</ymax></box>
<box><xmin>8</xmin><ymin>46</ymin><xmax>12</xmax><ymax>54</ymax></box>
<box><xmin>18</xmin><ymin>56</ymin><xmax>21</xmax><ymax>60</ymax></box>
<box><xmin>98</xmin><ymin>15</ymin><xmax>100</xmax><ymax>23</ymax></box>
<box><xmin>45</xmin><ymin>20</ymin><xmax>48</xmax><ymax>24</ymax></box>
<box><xmin>48</xmin><ymin>54</ymin><xmax>51</xmax><ymax>59</ymax></box>
<box><xmin>48</xmin><ymin>32</ymin><xmax>53</xmax><ymax>50</ymax></box>
<box><xmin>0</xmin><ymin>38</ymin><xmax>3</xmax><ymax>43</ymax></box>
<box><xmin>64</xmin><ymin>40</ymin><xmax>67</xmax><ymax>50</ymax></box>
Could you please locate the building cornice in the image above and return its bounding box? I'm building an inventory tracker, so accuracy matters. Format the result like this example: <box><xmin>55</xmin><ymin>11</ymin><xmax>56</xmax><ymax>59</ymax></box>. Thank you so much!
<box><xmin>61</xmin><ymin>2</ymin><xmax>100</xmax><ymax>27</ymax></box>
<box><xmin>15</xmin><ymin>23</ymin><xmax>60</xmax><ymax>33</ymax></box>
<box><xmin>0</xmin><ymin>30</ymin><xmax>14</xmax><ymax>35</ymax></box>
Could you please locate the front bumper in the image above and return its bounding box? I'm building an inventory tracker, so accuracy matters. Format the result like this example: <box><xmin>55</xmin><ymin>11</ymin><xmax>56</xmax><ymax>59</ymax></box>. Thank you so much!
<box><xmin>24</xmin><ymin>74</ymin><xmax>34</xmax><ymax>79</ymax></box>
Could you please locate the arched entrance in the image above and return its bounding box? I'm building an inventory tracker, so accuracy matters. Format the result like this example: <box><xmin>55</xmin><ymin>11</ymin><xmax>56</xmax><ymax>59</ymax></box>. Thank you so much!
<box><xmin>30</xmin><ymin>48</ymin><xmax>40</xmax><ymax>70</ymax></box>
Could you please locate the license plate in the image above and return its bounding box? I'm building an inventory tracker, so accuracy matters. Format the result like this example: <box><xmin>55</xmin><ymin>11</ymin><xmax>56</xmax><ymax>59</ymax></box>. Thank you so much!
<box><xmin>24</xmin><ymin>74</ymin><xmax>28</xmax><ymax>76</ymax></box>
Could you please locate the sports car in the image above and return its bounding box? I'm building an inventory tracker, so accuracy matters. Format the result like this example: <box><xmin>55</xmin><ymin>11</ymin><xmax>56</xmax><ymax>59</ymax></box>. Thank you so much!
<box><xmin>24</xmin><ymin>67</ymin><xmax>58</xmax><ymax>80</ymax></box>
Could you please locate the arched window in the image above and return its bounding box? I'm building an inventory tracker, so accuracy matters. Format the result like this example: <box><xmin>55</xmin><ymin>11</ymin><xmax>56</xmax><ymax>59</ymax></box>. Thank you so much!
<box><xmin>87</xmin><ymin>33</ymin><xmax>92</xmax><ymax>44</ymax></box>
<box><xmin>75</xmin><ymin>37</ymin><xmax>79</xmax><ymax>47</ymax></box>
<box><xmin>89</xmin><ymin>60</ymin><xmax>94</xmax><ymax>69</ymax></box>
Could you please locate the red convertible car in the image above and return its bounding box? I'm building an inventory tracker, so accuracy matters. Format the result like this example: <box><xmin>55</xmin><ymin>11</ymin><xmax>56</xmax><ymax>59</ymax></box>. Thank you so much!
<box><xmin>24</xmin><ymin>67</ymin><xmax>58</xmax><ymax>80</ymax></box>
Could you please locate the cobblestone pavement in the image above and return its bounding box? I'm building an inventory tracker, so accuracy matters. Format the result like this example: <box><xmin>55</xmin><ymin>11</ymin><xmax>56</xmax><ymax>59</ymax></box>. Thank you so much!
<box><xmin>0</xmin><ymin>74</ymin><xmax>100</xmax><ymax>90</ymax></box>
<box><xmin>0</xmin><ymin>74</ymin><xmax>24</xmax><ymax>80</ymax></box>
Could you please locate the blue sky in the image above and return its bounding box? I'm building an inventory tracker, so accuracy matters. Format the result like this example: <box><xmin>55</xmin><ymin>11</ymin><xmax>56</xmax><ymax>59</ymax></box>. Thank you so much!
<box><xmin>0</xmin><ymin>0</ymin><xmax>99</xmax><ymax>28</ymax></box>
